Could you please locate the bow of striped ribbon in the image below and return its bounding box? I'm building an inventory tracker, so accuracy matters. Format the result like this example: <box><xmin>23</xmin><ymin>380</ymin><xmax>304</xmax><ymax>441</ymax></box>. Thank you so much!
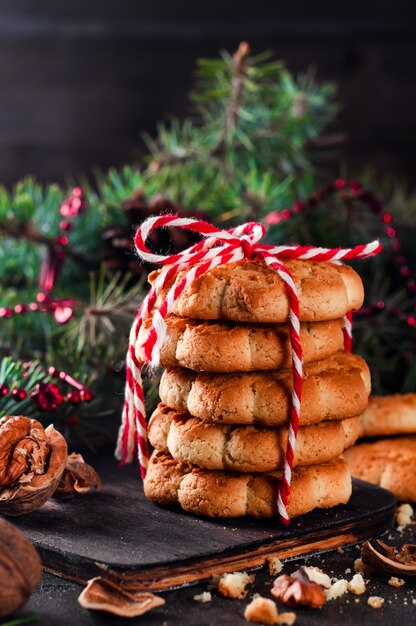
<box><xmin>115</xmin><ymin>214</ymin><xmax>381</xmax><ymax>524</ymax></box>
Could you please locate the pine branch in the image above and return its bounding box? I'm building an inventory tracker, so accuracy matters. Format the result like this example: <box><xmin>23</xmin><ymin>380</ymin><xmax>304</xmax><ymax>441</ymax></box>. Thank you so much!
<box><xmin>61</xmin><ymin>267</ymin><xmax>145</xmax><ymax>369</ymax></box>
<box><xmin>213</xmin><ymin>41</ymin><xmax>251</xmax><ymax>155</ymax></box>
<box><xmin>0</xmin><ymin>215</ymin><xmax>97</xmax><ymax>271</ymax></box>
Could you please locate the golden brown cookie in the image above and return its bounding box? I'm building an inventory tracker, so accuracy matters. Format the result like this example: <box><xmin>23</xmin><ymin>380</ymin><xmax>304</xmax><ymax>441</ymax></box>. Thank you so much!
<box><xmin>137</xmin><ymin>316</ymin><xmax>345</xmax><ymax>372</ymax></box>
<box><xmin>345</xmin><ymin>437</ymin><xmax>416</xmax><ymax>501</ymax></box>
<box><xmin>148</xmin><ymin>403</ymin><xmax>360</xmax><ymax>472</ymax></box>
<box><xmin>143</xmin><ymin>450</ymin><xmax>352</xmax><ymax>518</ymax></box>
<box><xmin>159</xmin><ymin>351</ymin><xmax>371</xmax><ymax>427</ymax></box>
<box><xmin>150</xmin><ymin>259</ymin><xmax>364</xmax><ymax>323</ymax></box>
<box><xmin>359</xmin><ymin>394</ymin><xmax>416</xmax><ymax>438</ymax></box>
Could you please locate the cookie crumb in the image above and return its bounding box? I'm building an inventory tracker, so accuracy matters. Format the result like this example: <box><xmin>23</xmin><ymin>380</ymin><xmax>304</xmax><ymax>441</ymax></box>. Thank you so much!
<box><xmin>325</xmin><ymin>579</ymin><xmax>348</xmax><ymax>600</ymax></box>
<box><xmin>193</xmin><ymin>591</ymin><xmax>212</xmax><ymax>603</ymax></box>
<box><xmin>388</xmin><ymin>577</ymin><xmax>405</xmax><ymax>588</ymax></box>
<box><xmin>244</xmin><ymin>596</ymin><xmax>279</xmax><ymax>625</ymax></box>
<box><xmin>396</xmin><ymin>503</ymin><xmax>413</xmax><ymax>527</ymax></box>
<box><xmin>218</xmin><ymin>572</ymin><xmax>255</xmax><ymax>599</ymax></box>
<box><xmin>368</xmin><ymin>596</ymin><xmax>384</xmax><ymax>609</ymax></box>
<box><xmin>347</xmin><ymin>573</ymin><xmax>366</xmax><ymax>595</ymax></box>
<box><xmin>302</xmin><ymin>566</ymin><xmax>331</xmax><ymax>589</ymax></box>
<box><xmin>277</xmin><ymin>612</ymin><xmax>297</xmax><ymax>625</ymax></box>
<box><xmin>208</xmin><ymin>574</ymin><xmax>220</xmax><ymax>591</ymax></box>
<box><xmin>267</xmin><ymin>557</ymin><xmax>283</xmax><ymax>576</ymax></box>
<box><xmin>354</xmin><ymin>557</ymin><xmax>372</xmax><ymax>574</ymax></box>
<box><xmin>344</xmin><ymin>568</ymin><xmax>351</xmax><ymax>574</ymax></box>
<box><xmin>337</xmin><ymin>547</ymin><xmax>345</xmax><ymax>555</ymax></box>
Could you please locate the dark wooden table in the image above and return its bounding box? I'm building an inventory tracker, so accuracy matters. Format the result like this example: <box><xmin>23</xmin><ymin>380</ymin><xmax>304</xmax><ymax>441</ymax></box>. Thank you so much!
<box><xmin>7</xmin><ymin>521</ymin><xmax>416</xmax><ymax>625</ymax></box>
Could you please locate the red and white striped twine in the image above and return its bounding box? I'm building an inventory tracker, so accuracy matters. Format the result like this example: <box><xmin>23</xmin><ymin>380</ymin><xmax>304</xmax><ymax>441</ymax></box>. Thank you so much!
<box><xmin>116</xmin><ymin>215</ymin><xmax>381</xmax><ymax>524</ymax></box>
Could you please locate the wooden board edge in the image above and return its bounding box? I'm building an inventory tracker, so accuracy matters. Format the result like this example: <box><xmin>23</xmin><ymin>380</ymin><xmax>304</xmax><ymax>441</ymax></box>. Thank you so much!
<box><xmin>40</xmin><ymin>503</ymin><xmax>396</xmax><ymax>591</ymax></box>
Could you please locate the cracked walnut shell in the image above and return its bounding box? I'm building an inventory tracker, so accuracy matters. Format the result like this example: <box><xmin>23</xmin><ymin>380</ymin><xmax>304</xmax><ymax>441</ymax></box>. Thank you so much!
<box><xmin>0</xmin><ymin>415</ymin><xmax>68</xmax><ymax>515</ymax></box>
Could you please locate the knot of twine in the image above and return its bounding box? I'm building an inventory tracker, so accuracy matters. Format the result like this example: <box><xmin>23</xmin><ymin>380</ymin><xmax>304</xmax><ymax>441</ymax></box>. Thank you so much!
<box><xmin>116</xmin><ymin>214</ymin><xmax>381</xmax><ymax>524</ymax></box>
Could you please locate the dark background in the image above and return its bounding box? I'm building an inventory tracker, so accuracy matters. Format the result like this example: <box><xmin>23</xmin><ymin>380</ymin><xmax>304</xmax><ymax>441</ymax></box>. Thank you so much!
<box><xmin>1</xmin><ymin>1</ymin><xmax>416</xmax><ymax>186</ymax></box>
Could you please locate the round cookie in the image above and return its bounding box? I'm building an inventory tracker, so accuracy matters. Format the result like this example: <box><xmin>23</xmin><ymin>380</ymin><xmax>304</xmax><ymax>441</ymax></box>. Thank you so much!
<box><xmin>345</xmin><ymin>437</ymin><xmax>416</xmax><ymax>501</ymax></box>
<box><xmin>137</xmin><ymin>316</ymin><xmax>345</xmax><ymax>372</ymax></box>
<box><xmin>159</xmin><ymin>351</ymin><xmax>371</xmax><ymax>427</ymax></box>
<box><xmin>148</xmin><ymin>403</ymin><xmax>360</xmax><ymax>472</ymax></box>
<box><xmin>149</xmin><ymin>259</ymin><xmax>364</xmax><ymax>323</ymax></box>
<box><xmin>143</xmin><ymin>450</ymin><xmax>352</xmax><ymax>518</ymax></box>
<box><xmin>359</xmin><ymin>393</ymin><xmax>416</xmax><ymax>438</ymax></box>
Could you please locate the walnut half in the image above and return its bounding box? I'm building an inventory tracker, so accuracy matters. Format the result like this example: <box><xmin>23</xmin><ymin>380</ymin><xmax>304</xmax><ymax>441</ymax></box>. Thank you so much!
<box><xmin>361</xmin><ymin>540</ymin><xmax>416</xmax><ymax>577</ymax></box>
<box><xmin>0</xmin><ymin>416</ymin><xmax>68</xmax><ymax>515</ymax></box>
<box><xmin>78</xmin><ymin>577</ymin><xmax>165</xmax><ymax>617</ymax></box>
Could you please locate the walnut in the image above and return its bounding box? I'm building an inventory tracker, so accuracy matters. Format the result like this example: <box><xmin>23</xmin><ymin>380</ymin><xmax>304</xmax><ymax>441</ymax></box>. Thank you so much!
<box><xmin>0</xmin><ymin>416</ymin><xmax>68</xmax><ymax>515</ymax></box>
<box><xmin>271</xmin><ymin>568</ymin><xmax>326</xmax><ymax>608</ymax></box>
<box><xmin>0</xmin><ymin>517</ymin><xmax>42</xmax><ymax>616</ymax></box>
<box><xmin>361</xmin><ymin>540</ymin><xmax>416</xmax><ymax>577</ymax></box>
<box><xmin>78</xmin><ymin>577</ymin><xmax>165</xmax><ymax>617</ymax></box>
<box><xmin>388</xmin><ymin>576</ymin><xmax>405</xmax><ymax>587</ymax></box>
<box><xmin>54</xmin><ymin>452</ymin><xmax>100</xmax><ymax>498</ymax></box>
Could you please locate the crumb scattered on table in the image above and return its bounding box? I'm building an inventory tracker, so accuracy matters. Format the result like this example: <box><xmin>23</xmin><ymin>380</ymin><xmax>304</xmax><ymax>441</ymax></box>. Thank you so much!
<box><xmin>217</xmin><ymin>572</ymin><xmax>255</xmax><ymax>599</ymax></box>
<box><xmin>193</xmin><ymin>591</ymin><xmax>212</xmax><ymax>603</ymax></box>
<box><xmin>368</xmin><ymin>596</ymin><xmax>385</xmax><ymax>609</ymax></box>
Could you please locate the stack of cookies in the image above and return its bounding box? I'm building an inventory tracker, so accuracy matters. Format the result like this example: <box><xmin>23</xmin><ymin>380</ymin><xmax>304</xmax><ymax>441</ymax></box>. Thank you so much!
<box><xmin>141</xmin><ymin>259</ymin><xmax>371</xmax><ymax>518</ymax></box>
<box><xmin>345</xmin><ymin>393</ymin><xmax>416</xmax><ymax>502</ymax></box>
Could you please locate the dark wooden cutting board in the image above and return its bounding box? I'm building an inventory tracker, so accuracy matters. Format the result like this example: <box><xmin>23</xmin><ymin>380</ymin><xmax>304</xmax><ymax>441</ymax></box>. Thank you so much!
<box><xmin>10</xmin><ymin>454</ymin><xmax>396</xmax><ymax>591</ymax></box>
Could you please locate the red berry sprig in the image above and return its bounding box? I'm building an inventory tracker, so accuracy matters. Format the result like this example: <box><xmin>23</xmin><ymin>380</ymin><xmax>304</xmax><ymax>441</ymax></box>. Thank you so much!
<box><xmin>0</xmin><ymin>364</ymin><xmax>93</xmax><ymax>413</ymax></box>
<box><xmin>0</xmin><ymin>188</ymin><xmax>86</xmax><ymax>325</ymax></box>
<box><xmin>264</xmin><ymin>179</ymin><xmax>416</xmax><ymax>327</ymax></box>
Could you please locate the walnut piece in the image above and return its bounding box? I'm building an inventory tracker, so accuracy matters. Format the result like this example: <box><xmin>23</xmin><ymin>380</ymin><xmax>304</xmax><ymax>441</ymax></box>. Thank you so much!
<box><xmin>388</xmin><ymin>576</ymin><xmax>405</xmax><ymax>587</ymax></box>
<box><xmin>361</xmin><ymin>540</ymin><xmax>416</xmax><ymax>577</ymax></box>
<box><xmin>0</xmin><ymin>518</ymin><xmax>42</xmax><ymax>617</ymax></box>
<box><xmin>0</xmin><ymin>417</ymin><xmax>68</xmax><ymax>515</ymax></box>
<box><xmin>217</xmin><ymin>572</ymin><xmax>255</xmax><ymax>599</ymax></box>
<box><xmin>54</xmin><ymin>452</ymin><xmax>101</xmax><ymax>498</ymax></box>
<box><xmin>78</xmin><ymin>577</ymin><xmax>165</xmax><ymax>617</ymax></box>
<box><xmin>271</xmin><ymin>568</ymin><xmax>326</xmax><ymax>609</ymax></box>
